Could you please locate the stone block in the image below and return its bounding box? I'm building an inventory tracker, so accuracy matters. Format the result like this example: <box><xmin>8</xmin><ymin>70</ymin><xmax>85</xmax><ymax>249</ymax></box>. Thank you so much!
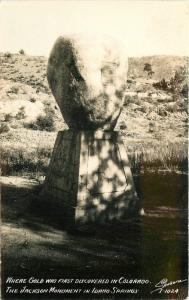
<box><xmin>43</xmin><ymin>130</ymin><xmax>139</xmax><ymax>225</ymax></box>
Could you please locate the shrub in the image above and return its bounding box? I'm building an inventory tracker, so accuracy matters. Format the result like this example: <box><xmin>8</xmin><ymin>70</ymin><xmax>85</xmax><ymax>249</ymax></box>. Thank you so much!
<box><xmin>157</xmin><ymin>106</ymin><xmax>167</xmax><ymax>117</ymax></box>
<box><xmin>25</xmin><ymin>122</ymin><xmax>38</xmax><ymax>130</ymax></box>
<box><xmin>166</xmin><ymin>103</ymin><xmax>179</xmax><ymax>113</ymax></box>
<box><xmin>140</xmin><ymin>102</ymin><xmax>151</xmax><ymax>113</ymax></box>
<box><xmin>124</xmin><ymin>95</ymin><xmax>138</xmax><ymax>105</ymax></box>
<box><xmin>0</xmin><ymin>147</ymin><xmax>51</xmax><ymax>176</ymax></box>
<box><xmin>8</xmin><ymin>86</ymin><xmax>19</xmax><ymax>94</ymax></box>
<box><xmin>153</xmin><ymin>78</ymin><xmax>168</xmax><ymax>91</ymax></box>
<box><xmin>19</xmin><ymin>49</ymin><xmax>25</xmax><ymax>55</ymax></box>
<box><xmin>25</xmin><ymin>104</ymin><xmax>55</xmax><ymax>132</ymax></box>
<box><xmin>35</xmin><ymin>114</ymin><xmax>55</xmax><ymax>131</ymax></box>
<box><xmin>4</xmin><ymin>113</ymin><xmax>13</xmax><ymax>122</ymax></box>
<box><xmin>119</xmin><ymin>121</ymin><xmax>127</xmax><ymax>130</ymax></box>
<box><xmin>127</xmin><ymin>141</ymin><xmax>188</xmax><ymax>174</ymax></box>
<box><xmin>0</xmin><ymin>123</ymin><xmax>10</xmax><ymax>134</ymax></box>
<box><xmin>181</xmin><ymin>83</ymin><xmax>188</xmax><ymax>98</ymax></box>
<box><xmin>29</xmin><ymin>97</ymin><xmax>36</xmax><ymax>103</ymax></box>
<box><xmin>4</xmin><ymin>52</ymin><xmax>12</xmax><ymax>58</ymax></box>
<box><xmin>153</xmin><ymin>66</ymin><xmax>188</xmax><ymax>95</ymax></box>
<box><xmin>143</xmin><ymin>63</ymin><xmax>155</xmax><ymax>78</ymax></box>
<box><xmin>16</xmin><ymin>106</ymin><xmax>26</xmax><ymax>120</ymax></box>
<box><xmin>169</xmin><ymin>67</ymin><xmax>187</xmax><ymax>93</ymax></box>
<box><xmin>148</xmin><ymin>121</ymin><xmax>156</xmax><ymax>133</ymax></box>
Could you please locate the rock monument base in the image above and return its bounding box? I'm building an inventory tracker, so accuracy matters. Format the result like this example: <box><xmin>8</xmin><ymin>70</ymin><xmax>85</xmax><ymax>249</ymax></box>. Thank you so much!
<box><xmin>43</xmin><ymin>130</ymin><xmax>138</xmax><ymax>225</ymax></box>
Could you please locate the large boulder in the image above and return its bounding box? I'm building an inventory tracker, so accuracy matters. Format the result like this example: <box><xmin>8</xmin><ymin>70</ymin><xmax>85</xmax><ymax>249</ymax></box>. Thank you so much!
<box><xmin>47</xmin><ymin>35</ymin><xmax>128</xmax><ymax>129</ymax></box>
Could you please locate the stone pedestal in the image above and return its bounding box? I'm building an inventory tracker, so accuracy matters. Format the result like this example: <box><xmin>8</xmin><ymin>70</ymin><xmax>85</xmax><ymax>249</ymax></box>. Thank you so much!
<box><xmin>43</xmin><ymin>130</ymin><xmax>138</xmax><ymax>224</ymax></box>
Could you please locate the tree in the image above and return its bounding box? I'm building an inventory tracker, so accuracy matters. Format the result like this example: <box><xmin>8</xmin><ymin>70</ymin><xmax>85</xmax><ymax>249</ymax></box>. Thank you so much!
<box><xmin>143</xmin><ymin>63</ymin><xmax>154</xmax><ymax>78</ymax></box>
<box><xmin>19</xmin><ymin>49</ymin><xmax>25</xmax><ymax>55</ymax></box>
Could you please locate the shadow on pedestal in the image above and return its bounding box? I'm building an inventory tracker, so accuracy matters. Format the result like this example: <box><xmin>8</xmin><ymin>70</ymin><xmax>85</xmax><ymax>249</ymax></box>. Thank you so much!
<box><xmin>42</xmin><ymin>130</ymin><xmax>139</xmax><ymax>228</ymax></box>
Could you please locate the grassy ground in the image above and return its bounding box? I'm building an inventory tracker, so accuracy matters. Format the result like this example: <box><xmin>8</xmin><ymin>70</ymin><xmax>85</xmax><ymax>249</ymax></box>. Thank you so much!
<box><xmin>0</xmin><ymin>129</ymin><xmax>188</xmax><ymax>178</ymax></box>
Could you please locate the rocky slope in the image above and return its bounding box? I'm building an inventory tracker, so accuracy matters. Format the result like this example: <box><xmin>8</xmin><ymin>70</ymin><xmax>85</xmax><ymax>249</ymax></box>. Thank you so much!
<box><xmin>0</xmin><ymin>52</ymin><xmax>188</xmax><ymax>136</ymax></box>
<box><xmin>0</xmin><ymin>51</ymin><xmax>188</xmax><ymax>175</ymax></box>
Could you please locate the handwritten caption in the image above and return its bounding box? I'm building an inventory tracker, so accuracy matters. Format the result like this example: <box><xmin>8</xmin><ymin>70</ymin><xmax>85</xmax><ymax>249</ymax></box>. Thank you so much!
<box><xmin>5</xmin><ymin>276</ymin><xmax>150</xmax><ymax>296</ymax></box>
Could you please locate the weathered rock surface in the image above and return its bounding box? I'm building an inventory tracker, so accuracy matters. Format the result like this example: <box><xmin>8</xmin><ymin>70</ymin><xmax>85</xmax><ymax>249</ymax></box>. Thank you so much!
<box><xmin>47</xmin><ymin>35</ymin><xmax>128</xmax><ymax>129</ymax></box>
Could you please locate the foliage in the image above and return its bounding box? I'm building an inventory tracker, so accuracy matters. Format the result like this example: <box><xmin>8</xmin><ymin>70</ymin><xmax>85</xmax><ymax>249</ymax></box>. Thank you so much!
<box><xmin>4</xmin><ymin>52</ymin><xmax>12</xmax><ymax>58</ymax></box>
<box><xmin>16</xmin><ymin>106</ymin><xmax>26</xmax><ymax>120</ymax></box>
<box><xmin>8</xmin><ymin>86</ymin><xmax>19</xmax><ymax>94</ymax></box>
<box><xmin>19</xmin><ymin>49</ymin><xmax>25</xmax><ymax>55</ymax></box>
<box><xmin>0</xmin><ymin>123</ymin><xmax>10</xmax><ymax>134</ymax></box>
<box><xmin>153</xmin><ymin>66</ymin><xmax>188</xmax><ymax>95</ymax></box>
<box><xmin>29</xmin><ymin>97</ymin><xmax>36</xmax><ymax>103</ymax></box>
<box><xmin>143</xmin><ymin>63</ymin><xmax>154</xmax><ymax>78</ymax></box>
<box><xmin>35</xmin><ymin>114</ymin><xmax>54</xmax><ymax>131</ymax></box>
<box><xmin>1</xmin><ymin>136</ymin><xmax>187</xmax><ymax>176</ymax></box>
<box><xmin>181</xmin><ymin>83</ymin><xmax>188</xmax><ymax>98</ymax></box>
<box><xmin>4</xmin><ymin>113</ymin><xmax>13</xmax><ymax>122</ymax></box>
<box><xmin>128</xmin><ymin>141</ymin><xmax>188</xmax><ymax>174</ymax></box>
<box><xmin>1</xmin><ymin>147</ymin><xmax>51</xmax><ymax>176</ymax></box>
<box><xmin>25</xmin><ymin>103</ymin><xmax>55</xmax><ymax>132</ymax></box>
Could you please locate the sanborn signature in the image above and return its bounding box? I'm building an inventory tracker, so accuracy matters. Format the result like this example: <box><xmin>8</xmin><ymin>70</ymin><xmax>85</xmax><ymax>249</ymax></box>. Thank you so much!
<box><xmin>151</xmin><ymin>278</ymin><xmax>187</xmax><ymax>294</ymax></box>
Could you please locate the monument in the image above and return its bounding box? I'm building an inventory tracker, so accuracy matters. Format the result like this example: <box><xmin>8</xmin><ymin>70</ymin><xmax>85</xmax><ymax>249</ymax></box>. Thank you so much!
<box><xmin>43</xmin><ymin>35</ymin><xmax>139</xmax><ymax>225</ymax></box>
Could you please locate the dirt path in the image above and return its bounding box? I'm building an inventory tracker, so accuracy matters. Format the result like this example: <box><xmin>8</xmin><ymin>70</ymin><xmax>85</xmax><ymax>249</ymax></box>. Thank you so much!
<box><xmin>1</xmin><ymin>175</ymin><xmax>188</xmax><ymax>299</ymax></box>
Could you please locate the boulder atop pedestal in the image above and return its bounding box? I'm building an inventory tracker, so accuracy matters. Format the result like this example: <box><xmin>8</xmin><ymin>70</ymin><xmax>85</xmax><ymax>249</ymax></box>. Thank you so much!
<box><xmin>47</xmin><ymin>35</ymin><xmax>128</xmax><ymax>130</ymax></box>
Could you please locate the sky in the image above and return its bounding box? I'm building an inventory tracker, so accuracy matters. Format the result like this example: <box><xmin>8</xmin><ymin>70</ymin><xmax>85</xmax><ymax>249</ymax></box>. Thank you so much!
<box><xmin>0</xmin><ymin>0</ymin><xmax>189</xmax><ymax>57</ymax></box>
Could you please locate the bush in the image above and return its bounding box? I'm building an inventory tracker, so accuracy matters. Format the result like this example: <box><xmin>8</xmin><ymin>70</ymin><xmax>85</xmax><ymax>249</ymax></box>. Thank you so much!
<box><xmin>25</xmin><ymin>102</ymin><xmax>55</xmax><ymax>131</ymax></box>
<box><xmin>4</xmin><ymin>113</ymin><xmax>13</xmax><ymax>122</ymax></box>
<box><xmin>153</xmin><ymin>78</ymin><xmax>168</xmax><ymax>91</ymax></box>
<box><xmin>4</xmin><ymin>52</ymin><xmax>12</xmax><ymax>58</ymax></box>
<box><xmin>143</xmin><ymin>63</ymin><xmax>155</xmax><ymax>78</ymax></box>
<box><xmin>29</xmin><ymin>97</ymin><xmax>36</xmax><ymax>103</ymax></box>
<box><xmin>124</xmin><ymin>95</ymin><xmax>138</xmax><ymax>105</ymax></box>
<box><xmin>157</xmin><ymin>106</ymin><xmax>167</xmax><ymax>117</ymax></box>
<box><xmin>119</xmin><ymin>121</ymin><xmax>127</xmax><ymax>130</ymax></box>
<box><xmin>0</xmin><ymin>123</ymin><xmax>10</xmax><ymax>134</ymax></box>
<box><xmin>166</xmin><ymin>103</ymin><xmax>179</xmax><ymax>113</ymax></box>
<box><xmin>26</xmin><ymin>111</ymin><xmax>55</xmax><ymax>132</ymax></box>
<box><xmin>0</xmin><ymin>147</ymin><xmax>51</xmax><ymax>176</ymax></box>
<box><xmin>35</xmin><ymin>114</ymin><xmax>55</xmax><ymax>131</ymax></box>
<box><xmin>16</xmin><ymin>106</ymin><xmax>26</xmax><ymax>120</ymax></box>
<box><xmin>181</xmin><ymin>83</ymin><xmax>188</xmax><ymax>98</ymax></box>
<box><xmin>8</xmin><ymin>86</ymin><xmax>19</xmax><ymax>94</ymax></box>
<box><xmin>148</xmin><ymin>121</ymin><xmax>156</xmax><ymax>133</ymax></box>
<box><xmin>19</xmin><ymin>49</ymin><xmax>25</xmax><ymax>55</ymax></box>
<box><xmin>153</xmin><ymin>66</ymin><xmax>188</xmax><ymax>95</ymax></box>
<box><xmin>128</xmin><ymin>140</ymin><xmax>188</xmax><ymax>173</ymax></box>
<box><xmin>25</xmin><ymin>122</ymin><xmax>38</xmax><ymax>130</ymax></box>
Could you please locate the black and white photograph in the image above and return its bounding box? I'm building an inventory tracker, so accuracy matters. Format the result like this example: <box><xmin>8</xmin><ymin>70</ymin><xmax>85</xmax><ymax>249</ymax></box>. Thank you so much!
<box><xmin>0</xmin><ymin>1</ymin><xmax>188</xmax><ymax>299</ymax></box>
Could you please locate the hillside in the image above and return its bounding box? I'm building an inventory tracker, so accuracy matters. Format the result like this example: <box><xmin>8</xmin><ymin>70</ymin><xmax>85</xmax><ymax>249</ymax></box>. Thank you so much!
<box><xmin>0</xmin><ymin>51</ymin><xmax>188</xmax><ymax>176</ymax></box>
<box><xmin>128</xmin><ymin>55</ymin><xmax>188</xmax><ymax>81</ymax></box>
